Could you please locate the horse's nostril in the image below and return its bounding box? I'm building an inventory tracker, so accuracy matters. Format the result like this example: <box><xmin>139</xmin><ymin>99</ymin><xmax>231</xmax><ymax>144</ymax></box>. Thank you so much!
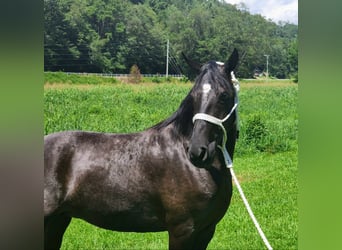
<box><xmin>188</xmin><ymin>145</ymin><xmax>210</xmax><ymax>165</ymax></box>
<box><xmin>189</xmin><ymin>146</ymin><xmax>207</xmax><ymax>161</ymax></box>
<box><xmin>199</xmin><ymin>147</ymin><xmax>208</xmax><ymax>161</ymax></box>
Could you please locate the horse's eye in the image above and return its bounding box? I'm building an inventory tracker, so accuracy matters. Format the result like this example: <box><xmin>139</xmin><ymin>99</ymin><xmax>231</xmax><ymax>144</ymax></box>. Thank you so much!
<box><xmin>219</xmin><ymin>92</ymin><xmax>229</xmax><ymax>104</ymax></box>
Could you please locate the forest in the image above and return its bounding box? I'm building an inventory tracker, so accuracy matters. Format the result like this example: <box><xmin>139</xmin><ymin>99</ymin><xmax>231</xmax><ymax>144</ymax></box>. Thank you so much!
<box><xmin>44</xmin><ymin>0</ymin><xmax>298</xmax><ymax>79</ymax></box>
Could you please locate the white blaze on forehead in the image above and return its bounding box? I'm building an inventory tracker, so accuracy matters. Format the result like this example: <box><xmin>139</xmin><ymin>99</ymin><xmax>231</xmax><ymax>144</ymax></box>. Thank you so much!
<box><xmin>216</xmin><ymin>61</ymin><xmax>224</xmax><ymax>66</ymax></box>
<box><xmin>202</xmin><ymin>83</ymin><xmax>211</xmax><ymax>94</ymax></box>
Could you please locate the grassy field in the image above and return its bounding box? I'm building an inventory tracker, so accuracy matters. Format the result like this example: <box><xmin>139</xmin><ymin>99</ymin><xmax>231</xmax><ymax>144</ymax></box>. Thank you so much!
<box><xmin>44</xmin><ymin>77</ymin><xmax>298</xmax><ymax>249</ymax></box>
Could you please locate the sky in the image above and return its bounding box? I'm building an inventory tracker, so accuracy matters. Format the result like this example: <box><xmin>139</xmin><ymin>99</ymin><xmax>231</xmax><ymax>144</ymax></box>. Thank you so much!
<box><xmin>224</xmin><ymin>0</ymin><xmax>298</xmax><ymax>25</ymax></box>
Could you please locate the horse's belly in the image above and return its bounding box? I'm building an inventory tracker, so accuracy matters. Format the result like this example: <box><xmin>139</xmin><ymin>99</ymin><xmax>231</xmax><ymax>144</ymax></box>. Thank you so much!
<box><xmin>70</xmin><ymin>208</ymin><xmax>166</xmax><ymax>232</ymax></box>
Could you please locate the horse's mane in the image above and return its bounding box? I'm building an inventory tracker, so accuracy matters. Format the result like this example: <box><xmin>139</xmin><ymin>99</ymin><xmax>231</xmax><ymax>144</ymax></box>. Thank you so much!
<box><xmin>151</xmin><ymin>93</ymin><xmax>194</xmax><ymax>137</ymax></box>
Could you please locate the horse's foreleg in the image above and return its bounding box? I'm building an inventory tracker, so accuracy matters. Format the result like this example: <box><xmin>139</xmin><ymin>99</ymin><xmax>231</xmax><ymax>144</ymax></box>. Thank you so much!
<box><xmin>44</xmin><ymin>214</ymin><xmax>71</xmax><ymax>250</ymax></box>
<box><xmin>192</xmin><ymin>224</ymin><xmax>216</xmax><ymax>250</ymax></box>
<box><xmin>167</xmin><ymin>217</ymin><xmax>196</xmax><ymax>250</ymax></box>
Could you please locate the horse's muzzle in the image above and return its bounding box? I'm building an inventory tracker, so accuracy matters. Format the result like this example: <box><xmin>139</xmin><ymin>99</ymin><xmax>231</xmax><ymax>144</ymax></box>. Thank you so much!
<box><xmin>187</xmin><ymin>141</ymin><xmax>217</xmax><ymax>168</ymax></box>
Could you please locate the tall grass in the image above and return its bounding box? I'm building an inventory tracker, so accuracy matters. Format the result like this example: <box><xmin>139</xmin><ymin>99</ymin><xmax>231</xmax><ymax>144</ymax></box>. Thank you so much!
<box><xmin>44</xmin><ymin>84</ymin><xmax>190</xmax><ymax>135</ymax></box>
<box><xmin>44</xmin><ymin>83</ymin><xmax>298</xmax><ymax>156</ymax></box>
<box><xmin>44</xmin><ymin>72</ymin><xmax>118</xmax><ymax>85</ymax></box>
<box><xmin>44</xmin><ymin>82</ymin><xmax>298</xmax><ymax>249</ymax></box>
<box><xmin>237</xmin><ymin>86</ymin><xmax>298</xmax><ymax>155</ymax></box>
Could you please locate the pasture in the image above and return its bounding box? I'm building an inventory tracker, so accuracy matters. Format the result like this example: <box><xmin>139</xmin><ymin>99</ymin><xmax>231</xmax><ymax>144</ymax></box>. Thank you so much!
<box><xmin>44</xmin><ymin>78</ymin><xmax>297</xmax><ymax>249</ymax></box>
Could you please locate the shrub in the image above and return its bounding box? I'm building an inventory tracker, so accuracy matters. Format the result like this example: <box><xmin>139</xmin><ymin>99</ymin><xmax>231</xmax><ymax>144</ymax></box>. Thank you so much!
<box><xmin>129</xmin><ymin>64</ymin><xmax>142</xmax><ymax>84</ymax></box>
<box><xmin>151</xmin><ymin>76</ymin><xmax>162</xmax><ymax>83</ymax></box>
<box><xmin>292</xmin><ymin>72</ymin><xmax>298</xmax><ymax>83</ymax></box>
<box><xmin>245</xmin><ymin>114</ymin><xmax>268</xmax><ymax>152</ymax></box>
<box><xmin>179</xmin><ymin>76</ymin><xmax>189</xmax><ymax>83</ymax></box>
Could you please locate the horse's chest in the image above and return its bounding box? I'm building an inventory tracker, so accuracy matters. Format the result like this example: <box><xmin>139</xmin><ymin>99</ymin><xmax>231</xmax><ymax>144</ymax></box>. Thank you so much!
<box><xmin>169</xmin><ymin>171</ymin><xmax>231</xmax><ymax>212</ymax></box>
<box><xmin>196</xmin><ymin>171</ymin><xmax>232</xmax><ymax>219</ymax></box>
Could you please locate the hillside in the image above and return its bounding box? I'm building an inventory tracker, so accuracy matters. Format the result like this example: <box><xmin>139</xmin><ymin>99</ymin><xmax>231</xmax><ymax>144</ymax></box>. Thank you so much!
<box><xmin>44</xmin><ymin>0</ymin><xmax>297</xmax><ymax>79</ymax></box>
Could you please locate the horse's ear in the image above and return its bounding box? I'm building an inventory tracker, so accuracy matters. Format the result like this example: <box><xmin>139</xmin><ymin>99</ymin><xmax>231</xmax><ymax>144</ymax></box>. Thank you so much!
<box><xmin>182</xmin><ymin>52</ymin><xmax>202</xmax><ymax>72</ymax></box>
<box><xmin>224</xmin><ymin>48</ymin><xmax>239</xmax><ymax>76</ymax></box>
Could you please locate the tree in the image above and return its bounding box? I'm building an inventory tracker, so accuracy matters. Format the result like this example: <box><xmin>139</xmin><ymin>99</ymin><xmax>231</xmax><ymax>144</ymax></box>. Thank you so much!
<box><xmin>124</xmin><ymin>4</ymin><xmax>166</xmax><ymax>73</ymax></box>
<box><xmin>287</xmin><ymin>38</ymin><xmax>298</xmax><ymax>81</ymax></box>
<box><xmin>44</xmin><ymin>0</ymin><xmax>298</xmax><ymax>78</ymax></box>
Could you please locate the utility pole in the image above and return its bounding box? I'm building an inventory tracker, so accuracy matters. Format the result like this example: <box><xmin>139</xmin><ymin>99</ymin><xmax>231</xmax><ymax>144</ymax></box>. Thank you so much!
<box><xmin>166</xmin><ymin>39</ymin><xmax>169</xmax><ymax>78</ymax></box>
<box><xmin>264</xmin><ymin>54</ymin><xmax>269</xmax><ymax>82</ymax></box>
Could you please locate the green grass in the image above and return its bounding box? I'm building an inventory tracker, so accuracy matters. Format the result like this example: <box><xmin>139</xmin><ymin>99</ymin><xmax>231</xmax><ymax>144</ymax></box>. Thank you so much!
<box><xmin>237</xmin><ymin>85</ymin><xmax>298</xmax><ymax>155</ymax></box>
<box><xmin>44</xmin><ymin>81</ymin><xmax>298</xmax><ymax>249</ymax></box>
<box><xmin>44</xmin><ymin>84</ymin><xmax>190</xmax><ymax>134</ymax></box>
<box><xmin>44</xmin><ymin>83</ymin><xmax>298</xmax><ymax>155</ymax></box>
<box><xmin>240</xmin><ymin>78</ymin><xmax>295</xmax><ymax>84</ymax></box>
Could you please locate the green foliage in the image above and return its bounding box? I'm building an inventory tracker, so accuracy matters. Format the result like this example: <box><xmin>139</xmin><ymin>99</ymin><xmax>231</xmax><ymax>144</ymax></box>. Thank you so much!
<box><xmin>143</xmin><ymin>76</ymin><xmax>185</xmax><ymax>84</ymax></box>
<box><xmin>44</xmin><ymin>83</ymin><xmax>189</xmax><ymax>134</ymax></box>
<box><xmin>150</xmin><ymin>76</ymin><xmax>162</xmax><ymax>83</ymax></box>
<box><xmin>236</xmin><ymin>86</ymin><xmax>298</xmax><ymax>155</ymax></box>
<box><xmin>179</xmin><ymin>76</ymin><xmax>190</xmax><ymax>83</ymax></box>
<box><xmin>245</xmin><ymin>113</ymin><xmax>268</xmax><ymax>151</ymax></box>
<box><xmin>44</xmin><ymin>0</ymin><xmax>297</xmax><ymax>78</ymax></box>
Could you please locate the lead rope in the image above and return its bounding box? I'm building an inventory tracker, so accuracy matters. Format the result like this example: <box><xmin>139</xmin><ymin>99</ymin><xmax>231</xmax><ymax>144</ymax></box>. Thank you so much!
<box><xmin>221</xmin><ymin>146</ymin><xmax>273</xmax><ymax>250</ymax></box>
<box><xmin>193</xmin><ymin>74</ymin><xmax>273</xmax><ymax>250</ymax></box>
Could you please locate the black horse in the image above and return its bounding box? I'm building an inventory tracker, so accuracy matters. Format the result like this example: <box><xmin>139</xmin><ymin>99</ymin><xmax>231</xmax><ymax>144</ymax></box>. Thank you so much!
<box><xmin>44</xmin><ymin>49</ymin><xmax>239</xmax><ymax>250</ymax></box>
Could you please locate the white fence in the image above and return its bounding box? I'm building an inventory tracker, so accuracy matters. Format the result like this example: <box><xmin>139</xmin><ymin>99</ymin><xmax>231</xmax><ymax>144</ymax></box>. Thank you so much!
<box><xmin>63</xmin><ymin>72</ymin><xmax>184</xmax><ymax>79</ymax></box>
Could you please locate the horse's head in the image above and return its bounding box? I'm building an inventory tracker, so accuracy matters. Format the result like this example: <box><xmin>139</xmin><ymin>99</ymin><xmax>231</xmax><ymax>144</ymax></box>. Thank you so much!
<box><xmin>184</xmin><ymin>49</ymin><xmax>239</xmax><ymax>168</ymax></box>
